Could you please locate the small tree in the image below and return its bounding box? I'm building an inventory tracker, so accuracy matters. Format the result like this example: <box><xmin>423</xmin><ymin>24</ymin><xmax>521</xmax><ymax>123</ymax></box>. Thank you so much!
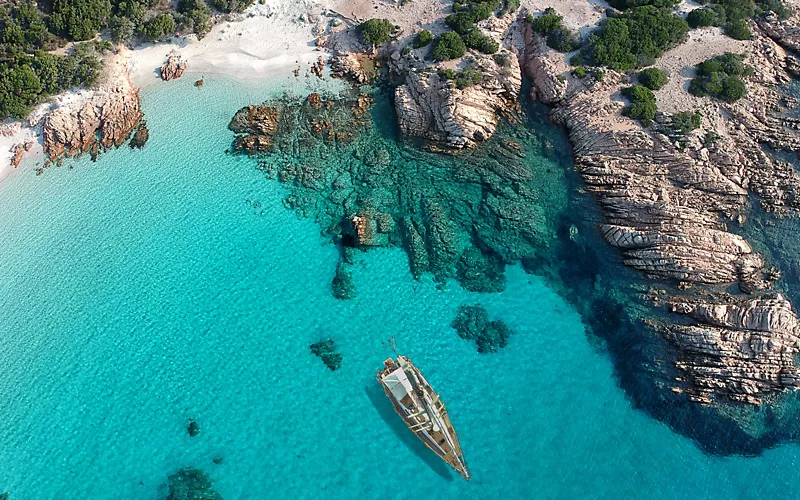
<box><xmin>724</xmin><ymin>19</ymin><xmax>751</xmax><ymax>40</ymax></box>
<box><xmin>356</xmin><ymin>19</ymin><xmax>395</xmax><ymax>46</ymax></box>
<box><xmin>622</xmin><ymin>85</ymin><xmax>657</xmax><ymax>126</ymax></box>
<box><xmin>433</xmin><ymin>31</ymin><xmax>466</xmax><ymax>61</ymax></box>
<box><xmin>687</xmin><ymin>8</ymin><xmax>717</xmax><ymax>28</ymax></box>
<box><xmin>638</xmin><ymin>67</ymin><xmax>668</xmax><ymax>90</ymax></box>
<box><xmin>414</xmin><ymin>29</ymin><xmax>434</xmax><ymax>48</ymax></box>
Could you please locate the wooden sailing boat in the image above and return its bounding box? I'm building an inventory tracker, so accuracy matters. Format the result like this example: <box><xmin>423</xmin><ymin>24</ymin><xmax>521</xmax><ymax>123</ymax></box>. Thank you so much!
<box><xmin>376</xmin><ymin>338</ymin><xmax>471</xmax><ymax>480</ymax></box>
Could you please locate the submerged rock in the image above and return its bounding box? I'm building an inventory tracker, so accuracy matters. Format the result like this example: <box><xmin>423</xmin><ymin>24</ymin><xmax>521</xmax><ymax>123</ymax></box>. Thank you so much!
<box><xmin>228</xmin><ymin>90</ymin><xmax>567</xmax><ymax>296</ymax></box>
<box><xmin>187</xmin><ymin>418</ymin><xmax>200</xmax><ymax>438</ymax></box>
<box><xmin>310</xmin><ymin>339</ymin><xmax>342</xmax><ymax>371</ymax></box>
<box><xmin>129</xmin><ymin>121</ymin><xmax>149</xmax><ymax>149</ymax></box>
<box><xmin>331</xmin><ymin>262</ymin><xmax>356</xmax><ymax>300</ymax></box>
<box><xmin>451</xmin><ymin>304</ymin><xmax>513</xmax><ymax>354</ymax></box>
<box><xmin>165</xmin><ymin>467</ymin><xmax>222</xmax><ymax>500</ymax></box>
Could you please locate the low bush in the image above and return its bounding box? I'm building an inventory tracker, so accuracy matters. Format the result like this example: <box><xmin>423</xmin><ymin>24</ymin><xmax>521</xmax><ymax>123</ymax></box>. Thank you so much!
<box><xmin>356</xmin><ymin>18</ymin><xmax>395</xmax><ymax>46</ymax></box>
<box><xmin>622</xmin><ymin>85</ymin><xmax>657</xmax><ymax>125</ymax></box>
<box><xmin>582</xmin><ymin>6</ymin><xmax>689</xmax><ymax>70</ymax></box>
<box><xmin>672</xmin><ymin>110</ymin><xmax>702</xmax><ymax>132</ymax></box>
<box><xmin>433</xmin><ymin>30</ymin><xmax>467</xmax><ymax>60</ymax></box>
<box><xmin>414</xmin><ymin>29</ymin><xmax>434</xmax><ymax>48</ymax></box>
<box><xmin>638</xmin><ymin>67</ymin><xmax>668</xmax><ymax>90</ymax></box>
<box><xmin>689</xmin><ymin>52</ymin><xmax>750</xmax><ymax>101</ymax></box>
<box><xmin>464</xmin><ymin>28</ymin><xmax>499</xmax><ymax>53</ymax></box>
<box><xmin>724</xmin><ymin>19</ymin><xmax>751</xmax><ymax>39</ymax></box>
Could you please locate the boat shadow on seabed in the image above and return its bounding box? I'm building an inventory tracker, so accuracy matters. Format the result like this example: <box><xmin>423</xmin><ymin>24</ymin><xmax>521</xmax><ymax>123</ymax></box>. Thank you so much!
<box><xmin>364</xmin><ymin>384</ymin><xmax>455</xmax><ymax>482</ymax></box>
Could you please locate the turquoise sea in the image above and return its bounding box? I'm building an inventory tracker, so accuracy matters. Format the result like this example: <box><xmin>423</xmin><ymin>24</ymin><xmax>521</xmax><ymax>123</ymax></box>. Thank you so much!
<box><xmin>2</xmin><ymin>74</ymin><xmax>800</xmax><ymax>498</ymax></box>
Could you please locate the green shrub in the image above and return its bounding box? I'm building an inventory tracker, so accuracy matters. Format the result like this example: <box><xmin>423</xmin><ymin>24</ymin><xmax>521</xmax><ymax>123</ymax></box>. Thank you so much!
<box><xmin>531</xmin><ymin>7</ymin><xmax>562</xmax><ymax>35</ymax></box>
<box><xmin>439</xmin><ymin>68</ymin><xmax>457</xmax><ymax>80</ymax></box>
<box><xmin>569</xmin><ymin>53</ymin><xmax>586</xmax><ymax>66</ymax></box>
<box><xmin>446</xmin><ymin>12</ymin><xmax>477</xmax><ymax>34</ymax></box>
<box><xmin>574</xmin><ymin>66</ymin><xmax>587</xmax><ymax>78</ymax></box>
<box><xmin>499</xmin><ymin>0</ymin><xmax>520</xmax><ymax>16</ymax></box>
<box><xmin>724</xmin><ymin>19</ymin><xmax>751</xmax><ymax>39</ymax></box>
<box><xmin>638</xmin><ymin>67</ymin><xmax>668</xmax><ymax>89</ymax></box>
<box><xmin>210</xmin><ymin>0</ymin><xmax>254</xmax><ymax>13</ymax></box>
<box><xmin>493</xmin><ymin>51</ymin><xmax>512</xmax><ymax>67</ymax></box>
<box><xmin>433</xmin><ymin>30</ymin><xmax>466</xmax><ymax>60</ymax></box>
<box><xmin>414</xmin><ymin>29</ymin><xmax>434</xmax><ymax>48</ymax></box>
<box><xmin>672</xmin><ymin>110</ymin><xmax>702</xmax><ymax>132</ymax></box>
<box><xmin>583</xmin><ymin>6</ymin><xmax>689</xmax><ymax>70</ymax></box>
<box><xmin>356</xmin><ymin>18</ymin><xmax>395</xmax><ymax>45</ymax></box>
<box><xmin>687</xmin><ymin>8</ymin><xmax>719</xmax><ymax>27</ymax></box>
<box><xmin>622</xmin><ymin>85</ymin><xmax>657</xmax><ymax>125</ymax></box>
<box><xmin>49</xmin><ymin>0</ymin><xmax>112</xmax><ymax>41</ymax></box>
<box><xmin>141</xmin><ymin>13</ymin><xmax>175</xmax><ymax>42</ymax></box>
<box><xmin>177</xmin><ymin>0</ymin><xmax>212</xmax><ymax>38</ymax></box>
<box><xmin>608</xmin><ymin>0</ymin><xmax>679</xmax><ymax>9</ymax></box>
<box><xmin>454</xmin><ymin>66</ymin><xmax>484</xmax><ymax>89</ymax></box>
<box><xmin>464</xmin><ymin>28</ymin><xmax>499</xmax><ymax>54</ymax></box>
<box><xmin>547</xmin><ymin>26</ymin><xmax>581</xmax><ymax>52</ymax></box>
<box><xmin>689</xmin><ymin>52</ymin><xmax>749</xmax><ymax>101</ymax></box>
<box><xmin>593</xmin><ymin>69</ymin><xmax>605</xmax><ymax>81</ymax></box>
<box><xmin>755</xmin><ymin>0</ymin><xmax>792</xmax><ymax>19</ymax></box>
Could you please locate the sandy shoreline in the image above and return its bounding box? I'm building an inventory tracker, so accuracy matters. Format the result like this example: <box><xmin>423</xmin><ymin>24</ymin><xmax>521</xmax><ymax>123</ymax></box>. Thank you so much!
<box><xmin>0</xmin><ymin>0</ymin><xmax>339</xmax><ymax>179</ymax></box>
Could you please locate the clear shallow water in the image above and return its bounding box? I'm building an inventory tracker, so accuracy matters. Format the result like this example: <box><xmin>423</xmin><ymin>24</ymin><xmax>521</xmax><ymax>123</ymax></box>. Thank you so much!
<box><xmin>1</xmin><ymin>75</ymin><xmax>800</xmax><ymax>499</ymax></box>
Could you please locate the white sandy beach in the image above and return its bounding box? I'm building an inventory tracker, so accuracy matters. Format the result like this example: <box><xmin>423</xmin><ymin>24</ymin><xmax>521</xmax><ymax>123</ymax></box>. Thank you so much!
<box><xmin>0</xmin><ymin>0</ymin><xmax>340</xmax><ymax>179</ymax></box>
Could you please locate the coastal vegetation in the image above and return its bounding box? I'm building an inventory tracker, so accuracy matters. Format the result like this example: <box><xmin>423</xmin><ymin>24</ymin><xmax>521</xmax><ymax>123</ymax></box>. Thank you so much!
<box><xmin>356</xmin><ymin>18</ymin><xmax>395</xmax><ymax>46</ymax></box>
<box><xmin>439</xmin><ymin>65</ymin><xmax>485</xmax><ymax>89</ymax></box>
<box><xmin>621</xmin><ymin>85</ymin><xmax>658</xmax><ymax>125</ymax></box>
<box><xmin>413</xmin><ymin>29</ymin><xmax>434</xmax><ymax>48</ymax></box>
<box><xmin>0</xmin><ymin>0</ymin><xmax>252</xmax><ymax>119</ymax></box>
<box><xmin>671</xmin><ymin>110</ymin><xmax>702</xmax><ymax>132</ymax></box>
<box><xmin>688</xmin><ymin>52</ymin><xmax>750</xmax><ymax>102</ymax></box>
<box><xmin>433</xmin><ymin>31</ymin><xmax>467</xmax><ymax>60</ymax></box>
<box><xmin>580</xmin><ymin>6</ymin><xmax>689</xmax><ymax>70</ymax></box>
<box><xmin>638</xmin><ymin>67</ymin><xmax>668</xmax><ymax>90</ymax></box>
<box><xmin>528</xmin><ymin>8</ymin><xmax>581</xmax><ymax>53</ymax></box>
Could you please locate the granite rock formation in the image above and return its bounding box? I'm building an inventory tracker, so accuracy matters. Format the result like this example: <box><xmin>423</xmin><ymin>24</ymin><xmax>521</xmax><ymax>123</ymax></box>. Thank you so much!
<box><xmin>161</xmin><ymin>52</ymin><xmax>187</xmax><ymax>81</ymax></box>
<box><xmin>229</xmin><ymin>89</ymin><xmax>568</xmax><ymax>296</ymax></box>
<box><xmin>528</xmin><ymin>14</ymin><xmax>800</xmax><ymax>404</ymax></box>
<box><xmin>388</xmin><ymin>14</ymin><xmax>522</xmax><ymax>149</ymax></box>
<box><xmin>41</xmin><ymin>65</ymin><xmax>143</xmax><ymax>162</ymax></box>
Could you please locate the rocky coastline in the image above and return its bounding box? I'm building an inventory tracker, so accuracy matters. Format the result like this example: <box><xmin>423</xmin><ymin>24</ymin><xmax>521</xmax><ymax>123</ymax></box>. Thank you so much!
<box><xmin>296</xmin><ymin>4</ymin><xmax>800</xmax><ymax>412</ymax></box>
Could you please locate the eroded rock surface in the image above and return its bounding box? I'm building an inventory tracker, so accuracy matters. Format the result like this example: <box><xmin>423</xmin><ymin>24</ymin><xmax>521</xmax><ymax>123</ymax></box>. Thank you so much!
<box><xmin>388</xmin><ymin>15</ymin><xmax>522</xmax><ymax>149</ymax></box>
<box><xmin>42</xmin><ymin>64</ymin><xmax>143</xmax><ymax>162</ymax></box>
<box><xmin>161</xmin><ymin>52</ymin><xmax>187</xmax><ymax>81</ymax></box>
<box><xmin>532</xmin><ymin>15</ymin><xmax>800</xmax><ymax>404</ymax></box>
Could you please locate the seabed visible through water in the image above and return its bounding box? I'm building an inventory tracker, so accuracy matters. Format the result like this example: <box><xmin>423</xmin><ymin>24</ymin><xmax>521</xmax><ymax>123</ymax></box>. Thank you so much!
<box><xmin>1</xmin><ymin>75</ymin><xmax>800</xmax><ymax>498</ymax></box>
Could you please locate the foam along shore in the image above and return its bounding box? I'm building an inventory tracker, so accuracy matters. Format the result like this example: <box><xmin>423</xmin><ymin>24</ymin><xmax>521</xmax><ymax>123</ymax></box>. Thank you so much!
<box><xmin>0</xmin><ymin>0</ymin><xmax>335</xmax><ymax>179</ymax></box>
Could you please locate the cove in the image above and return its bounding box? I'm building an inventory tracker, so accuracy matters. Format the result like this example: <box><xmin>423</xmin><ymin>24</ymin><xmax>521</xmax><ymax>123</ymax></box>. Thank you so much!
<box><xmin>1</xmin><ymin>75</ymin><xmax>800</xmax><ymax>498</ymax></box>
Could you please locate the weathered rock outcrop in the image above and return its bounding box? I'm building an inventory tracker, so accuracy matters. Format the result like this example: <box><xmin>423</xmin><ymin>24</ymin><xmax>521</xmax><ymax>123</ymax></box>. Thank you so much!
<box><xmin>42</xmin><ymin>66</ymin><xmax>143</xmax><ymax>161</ymax></box>
<box><xmin>666</xmin><ymin>294</ymin><xmax>800</xmax><ymax>404</ymax></box>
<box><xmin>532</xmin><ymin>17</ymin><xmax>800</xmax><ymax>404</ymax></box>
<box><xmin>160</xmin><ymin>52</ymin><xmax>186</xmax><ymax>81</ymax></box>
<box><xmin>523</xmin><ymin>26</ymin><xmax>567</xmax><ymax>104</ymax></box>
<box><xmin>329</xmin><ymin>51</ymin><xmax>375</xmax><ymax>84</ymax></box>
<box><xmin>389</xmin><ymin>15</ymin><xmax>522</xmax><ymax>149</ymax></box>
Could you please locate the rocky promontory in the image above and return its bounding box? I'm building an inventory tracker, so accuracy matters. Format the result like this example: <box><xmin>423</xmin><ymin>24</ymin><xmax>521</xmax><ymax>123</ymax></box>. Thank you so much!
<box><xmin>41</xmin><ymin>53</ymin><xmax>144</xmax><ymax>163</ymax></box>
<box><xmin>527</xmin><ymin>11</ymin><xmax>800</xmax><ymax>405</ymax></box>
<box><xmin>388</xmin><ymin>14</ymin><xmax>522</xmax><ymax>150</ymax></box>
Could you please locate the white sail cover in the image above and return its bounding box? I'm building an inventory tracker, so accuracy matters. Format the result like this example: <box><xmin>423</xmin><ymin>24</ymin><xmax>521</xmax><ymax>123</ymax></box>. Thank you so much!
<box><xmin>383</xmin><ymin>367</ymin><xmax>413</xmax><ymax>401</ymax></box>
